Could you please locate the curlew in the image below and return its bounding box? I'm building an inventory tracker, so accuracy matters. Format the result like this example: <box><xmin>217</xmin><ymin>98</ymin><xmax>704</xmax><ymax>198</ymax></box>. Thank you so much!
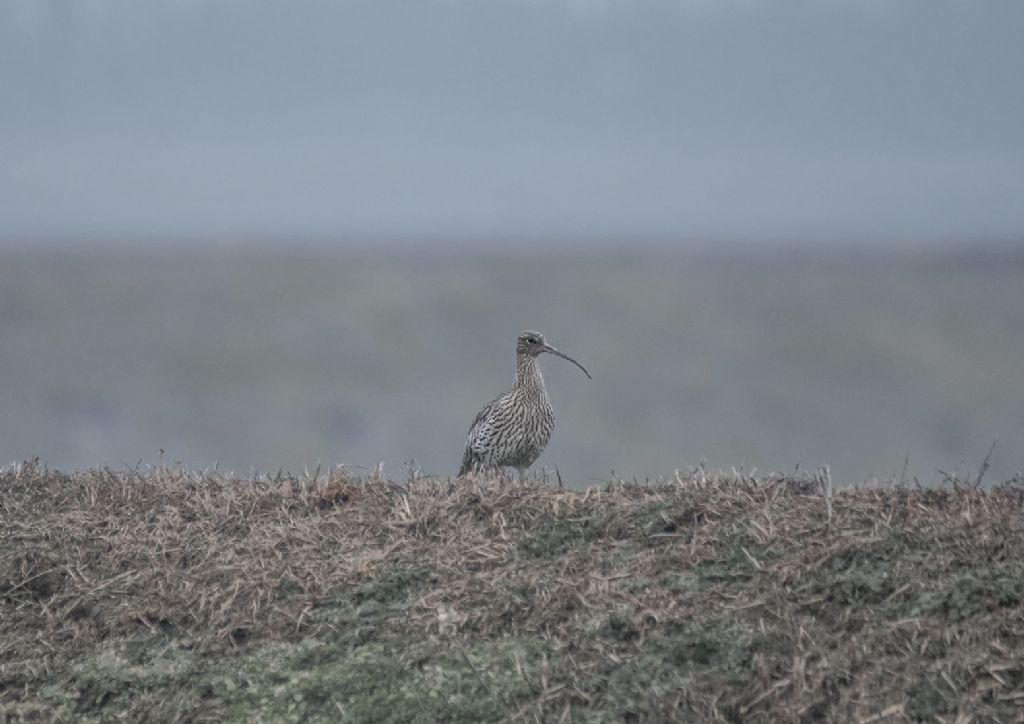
<box><xmin>459</xmin><ymin>331</ymin><xmax>590</xmax><ymax>478</ymax></box>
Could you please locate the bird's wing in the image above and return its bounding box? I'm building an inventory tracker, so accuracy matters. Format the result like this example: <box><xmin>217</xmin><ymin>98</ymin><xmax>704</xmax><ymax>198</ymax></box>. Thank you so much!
<box><xmin>458</xmin><ymin>396</ymin><xmax>502</xmax><ymax>476</ymax></box>
<box><xmin>466</xmin><ymin>395</ymin><xmax>499</xmax><ymax>435</ymax></box>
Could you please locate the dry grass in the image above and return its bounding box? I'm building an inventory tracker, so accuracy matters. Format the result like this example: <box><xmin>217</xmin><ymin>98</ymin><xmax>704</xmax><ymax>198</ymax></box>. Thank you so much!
<box><xmin>2</xmin><ymin>459</ymin><xmax>1023</xmax><ymax>723</ymax></box>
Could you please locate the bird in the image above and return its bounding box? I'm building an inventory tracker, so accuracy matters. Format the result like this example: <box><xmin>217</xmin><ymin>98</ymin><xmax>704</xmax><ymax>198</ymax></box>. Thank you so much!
<box><xmin>459</xmin><ymin>330</ymin><xmax>590</xmax><ymax>478</ymax></box>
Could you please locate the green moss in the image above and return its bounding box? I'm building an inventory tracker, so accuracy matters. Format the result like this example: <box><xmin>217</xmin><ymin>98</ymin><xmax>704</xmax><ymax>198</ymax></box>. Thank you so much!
<box><xmin>23</xmin><ymin>636</ymin><xmax>552</xmax><ymax>724</ymax></box>
<box><xmin>350</xmin><ymin>563</ymin><xmax>436</xmax><ymax>607</ymax></box>
<box><xmin>215</xmin><ymin>638</ymin><xmax>544</xmax><ymax>724</ymax></box>
<box><xmin>517</xmin><ymin>515</ymin><xmax>593</xmax><ymax>557</ymax></box>
<box><xmin>17</xmin><ymin>643</ymin><xmax>217</xmax><ymax>723</ymax></box>
<box><xmin>649</xmin><ymin>621</ymin><xmax>753</xmax><ymax>672</ymax></box>
<box><xmin>913</xmin><ymin>574</ymin><xmax>1024</xmax><ymax>622</ymax></box>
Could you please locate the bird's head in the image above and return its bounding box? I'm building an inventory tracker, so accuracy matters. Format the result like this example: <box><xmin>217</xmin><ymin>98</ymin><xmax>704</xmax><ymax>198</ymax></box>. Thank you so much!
<box><xmin>516</xmin><ymin>331</ymin><xmax>591</xmax><ymax>379</ymax></box>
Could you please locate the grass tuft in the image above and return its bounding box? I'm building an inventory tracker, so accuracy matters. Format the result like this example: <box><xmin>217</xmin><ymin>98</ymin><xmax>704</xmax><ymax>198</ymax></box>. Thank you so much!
<box><xmin>2</xmin><ymin>461</ymin><xmax>1023</xmax><ymax>721</ymax></box>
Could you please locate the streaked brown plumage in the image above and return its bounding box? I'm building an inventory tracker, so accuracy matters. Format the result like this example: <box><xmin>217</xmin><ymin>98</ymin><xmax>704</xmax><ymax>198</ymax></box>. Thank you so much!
<box><xmin>459</xmin><ymin>331</ymin><xmax>590</xmax><ymax>477</ymax></box>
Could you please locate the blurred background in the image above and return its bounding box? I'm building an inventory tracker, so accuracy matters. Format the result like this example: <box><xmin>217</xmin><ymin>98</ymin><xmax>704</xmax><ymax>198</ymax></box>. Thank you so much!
<box><xmin>1</xmin><ymin>1</ymin><xmax>1022</xmax><ymax>485</ymax></box>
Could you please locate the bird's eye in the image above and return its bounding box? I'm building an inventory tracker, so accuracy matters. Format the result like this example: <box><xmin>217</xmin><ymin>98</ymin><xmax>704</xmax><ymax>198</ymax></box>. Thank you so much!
<box><xmin>529</xmin><ymin>337</ymin><xmax>538</xmax><ymax>344</ymax></box>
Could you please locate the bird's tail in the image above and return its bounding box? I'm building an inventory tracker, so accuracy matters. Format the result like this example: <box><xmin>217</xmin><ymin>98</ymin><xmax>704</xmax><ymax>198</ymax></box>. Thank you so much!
<box><xmin>458</xmin><ymin>448</ymin><xmax>476</xmax><ymax>478</ymax></box>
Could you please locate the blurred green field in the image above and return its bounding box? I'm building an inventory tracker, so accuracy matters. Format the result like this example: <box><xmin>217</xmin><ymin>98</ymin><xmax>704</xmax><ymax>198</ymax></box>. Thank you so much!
<box><xmin>0</xmin><ymin>246</ymin><xmax>1021</xmax><ymax>485</ymax></box>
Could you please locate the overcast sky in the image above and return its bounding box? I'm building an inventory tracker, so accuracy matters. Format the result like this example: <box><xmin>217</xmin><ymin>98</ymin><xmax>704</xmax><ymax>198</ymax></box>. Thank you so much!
<box><xmin>2</xmin><ymin>1</ymin><xmax>1022</xmax><ymax>248</ymax></box>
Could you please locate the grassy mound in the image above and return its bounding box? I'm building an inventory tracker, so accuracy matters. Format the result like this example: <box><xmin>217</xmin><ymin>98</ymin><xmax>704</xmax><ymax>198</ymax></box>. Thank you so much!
<box><xmin>2</xmin><ymin>461</ymin><xmax>1023</xmax><ymax>722</ymax></box>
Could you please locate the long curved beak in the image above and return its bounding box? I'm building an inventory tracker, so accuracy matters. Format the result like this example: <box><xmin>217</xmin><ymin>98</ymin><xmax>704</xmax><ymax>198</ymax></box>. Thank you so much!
<box><xmin>542</xmin><ymin>344</ymin><xmax>592</xmax><ymax>379</ymax></box>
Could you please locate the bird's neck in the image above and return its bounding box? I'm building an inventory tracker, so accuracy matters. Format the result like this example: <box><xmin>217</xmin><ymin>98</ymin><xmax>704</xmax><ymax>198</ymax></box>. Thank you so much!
<box><xmin>515</xmin><ymin>354</ymin><xmax>546</xmax><ymax>395</ymax></box>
